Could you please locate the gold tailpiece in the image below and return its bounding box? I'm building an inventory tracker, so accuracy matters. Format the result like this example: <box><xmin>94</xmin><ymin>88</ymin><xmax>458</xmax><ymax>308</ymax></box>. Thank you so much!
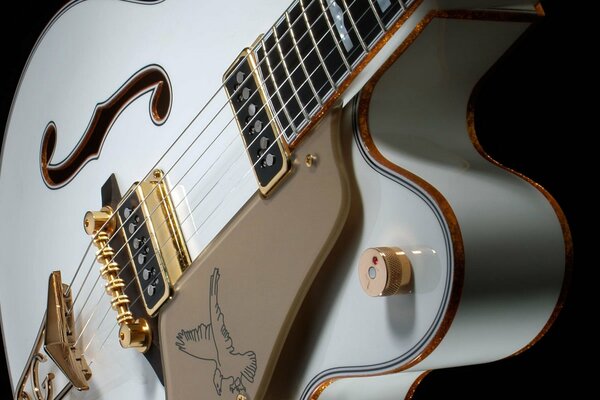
<box><xmin>15</xmin><ymin>271</ymin><xmax>91</xmax><ymax>400</ymax></box>
<box><xmin>45</xmin><ymin>272</ymin><xmax>92</xmax><ymax>388</ymax></box>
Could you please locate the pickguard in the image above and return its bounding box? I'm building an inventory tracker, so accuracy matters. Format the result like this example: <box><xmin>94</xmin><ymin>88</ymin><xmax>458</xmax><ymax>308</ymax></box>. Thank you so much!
<box><xmin>160</xmin><ymin>110</ymin><xmax>351</xmax><ymax>400</ymax></box>
<box><xmin>40</xmin><ymin>64</ymin><xmax>172</xmax><ymax>188</ymax></box>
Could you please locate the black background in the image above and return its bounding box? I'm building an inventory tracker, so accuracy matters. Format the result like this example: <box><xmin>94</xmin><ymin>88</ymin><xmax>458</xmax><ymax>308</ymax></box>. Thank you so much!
<box><xmin>0</xmin><ymin>1</ymin><xmax>584</xmax><ymax>398</ymax></box>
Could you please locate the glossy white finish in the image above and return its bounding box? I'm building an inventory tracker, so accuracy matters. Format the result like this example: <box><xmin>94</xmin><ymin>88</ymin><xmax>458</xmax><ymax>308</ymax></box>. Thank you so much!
<box><xmin>267</xmin><ymin>11</ymin><xmax>565</xmax><ymax>400</ymax></box>
<box><xmin>0</xmin><ymin>0</ymin><xmax>562</xmax><ymax>399</ymax></box>
<box><xmin>0</xmin><ymin>0</ymin><xmax>284</xmax><ymax>397</ymax></box>
<box><xmin>367</xmin><ymin>17</ymin><xmax>565</xmax><ymax>370</ymax></box>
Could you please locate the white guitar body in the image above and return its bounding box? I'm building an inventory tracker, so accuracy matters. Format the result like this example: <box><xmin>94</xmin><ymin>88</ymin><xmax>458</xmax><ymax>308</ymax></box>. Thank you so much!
<box><xmin>0</xmin><ymin>1</ymin><xmax>568</xmax><ymax>399</ymax></box>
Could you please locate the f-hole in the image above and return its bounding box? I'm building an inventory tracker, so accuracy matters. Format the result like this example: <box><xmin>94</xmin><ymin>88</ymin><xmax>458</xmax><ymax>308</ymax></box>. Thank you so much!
<box><xmin>40</xmin><ymin>64</ymin><xmax>172</xmax><ymax>189</ymax></box>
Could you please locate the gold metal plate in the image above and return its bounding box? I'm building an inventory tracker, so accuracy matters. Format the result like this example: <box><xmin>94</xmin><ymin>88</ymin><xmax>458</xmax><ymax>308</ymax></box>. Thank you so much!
<box><xmin>44</xmin><ymin>271</ymin><xmax>91</xmax><ymax>390</ymax></box>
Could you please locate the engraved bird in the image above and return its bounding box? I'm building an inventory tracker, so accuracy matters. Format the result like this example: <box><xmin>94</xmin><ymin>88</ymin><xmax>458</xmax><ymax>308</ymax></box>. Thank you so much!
<box><xmin>175</xmin><ymin>268</ymin><xmax>257</xmax><ymax>395</ymax></box>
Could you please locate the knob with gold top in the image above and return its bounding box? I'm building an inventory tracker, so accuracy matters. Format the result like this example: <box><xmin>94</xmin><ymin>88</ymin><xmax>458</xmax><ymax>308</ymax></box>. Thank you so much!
<box><xmin>358</xmin><ymin>247</ymin><xmax>412</xmax><ymax>297</ymax></box>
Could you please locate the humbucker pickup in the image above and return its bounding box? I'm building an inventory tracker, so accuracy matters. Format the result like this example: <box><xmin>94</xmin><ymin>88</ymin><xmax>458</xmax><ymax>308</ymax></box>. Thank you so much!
<box><xmin>224</xmin><ymin>47</ymin><xmax>291</xmax><ymax>196</ymax></box>
<box><xmin>118</xmin><ymin>170</ymin><xmax>191</xmax><ymax>316</ymax></box>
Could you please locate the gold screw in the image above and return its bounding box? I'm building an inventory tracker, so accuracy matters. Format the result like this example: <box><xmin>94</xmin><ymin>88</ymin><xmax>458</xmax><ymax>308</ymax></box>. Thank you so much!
<box><xmin>236</xmin><ymin>395</ymin><xmax>247</xmax><ymax>400</ymax></box>
<box><xmin>153</xmin><ymin>170</ymin><xmax>162</xmax><ymax>178</ymax></box>
<box><xmin>305</xmin><ymin>154</ymin><xmax>317</xmax><ymax>167</ymax></box>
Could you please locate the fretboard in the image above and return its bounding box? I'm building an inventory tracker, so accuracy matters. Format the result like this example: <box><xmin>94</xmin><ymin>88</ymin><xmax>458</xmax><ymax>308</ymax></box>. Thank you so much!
<box><xmin>254</xmin><ymin>0</ymin><xmax>415</xmax><ymax>143</ymax></box>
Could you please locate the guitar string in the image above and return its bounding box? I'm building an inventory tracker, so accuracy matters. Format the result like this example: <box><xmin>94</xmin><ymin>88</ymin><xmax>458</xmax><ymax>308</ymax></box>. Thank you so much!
<box><xmin>84</xmin><ymin>61</ymin><xmax>334</xmax><ymax>353</ymax></box>
<box><xmin>92</xmin><ymin>60</ymin><xmax>335</xmax><ymax>355</ymax></box>
<box><xmin>82</xmin><ymin>1</ymin><xmax>402</xmax><ymax>354</ymax></box>
<box><xmin>14</xmin><ymin>1</ymin><xmax>404</xmax><ymax>395</ymax></box>
<box><xmin>66</xmin><ymin>0</ymin><xmax>360</xmax><ymax>312</ymax></box>
<box><xmin>74</xmin><ymin>0</ymin><xmax>370</xmax><ymax>346</ymax></box>
<box><xmin>69</xmin><ymin>3</ymin><xmax>362</xmax><ymax>328</ymax></box>
<box><xmin>69</xmin><ymin>0</ymin><xmax>381</xmax><ymax>322</ymax></box>
<box><xmin>78</xmin><ymin>0</ymin><xmax>402</xmax><ymax>351</ymax></box>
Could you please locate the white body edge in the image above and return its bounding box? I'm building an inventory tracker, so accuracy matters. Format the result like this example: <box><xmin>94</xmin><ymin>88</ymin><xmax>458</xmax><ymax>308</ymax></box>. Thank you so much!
<box><xmin>0</xmin><ymin>0</ymin><xmax>563</xmax><ymax>399</ymax></box>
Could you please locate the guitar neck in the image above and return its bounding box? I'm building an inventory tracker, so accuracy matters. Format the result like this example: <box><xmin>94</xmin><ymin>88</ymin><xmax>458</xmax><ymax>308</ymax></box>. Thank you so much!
<box><xmin>253</xmin><ymin>0</ymin><xmax>416</xmax><ymax>145</ymax></box>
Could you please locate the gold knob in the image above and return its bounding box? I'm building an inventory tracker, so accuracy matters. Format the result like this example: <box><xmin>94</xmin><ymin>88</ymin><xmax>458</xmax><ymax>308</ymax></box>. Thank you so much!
<box><xmin>83</xmin><ymin>206</ymin><xmax>115</xmax><ymax>235</ymax></box>
<box><xmin>119</xmin><ymin>319</ymin><xmax>152</xmax><ymax>353</ymax></box>
<box><xmin>358</xmin><ymin>247</ymin><xmax>412</xmax><ymax>296</ymax></box>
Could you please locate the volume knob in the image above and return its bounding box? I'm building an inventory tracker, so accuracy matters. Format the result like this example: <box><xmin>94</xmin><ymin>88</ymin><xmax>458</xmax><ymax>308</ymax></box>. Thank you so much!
<box><xmin>358</xmin><ymin>247</ymin><xmax>412</xmax><ymax>297</ymax></box>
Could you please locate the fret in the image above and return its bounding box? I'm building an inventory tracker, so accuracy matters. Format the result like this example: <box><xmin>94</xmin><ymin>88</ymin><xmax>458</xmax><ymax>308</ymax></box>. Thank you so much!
<box><xmin>326</xmin><ymin>0</ymin><xmax>354</xmax><ymax>53</ymax></box>
<box><xmin>377</xmin><ymin>0</ymin><xmax>392</xmax><ymax>10</ymax></box>
<box><xmin>223</xmin><ymin>0</ymin><xmax>417</xmax><ymax>192</ymax></box>
<box><xmin>367</xmin><ymin>0</ymin><xmax>386</xmax><ymax>31</ymax></box>
<box><xmin>302</xmin><ymin>0</ymin><xmax>349</xmax><ymax>85</ymax></box>
<box><xmin>345</xmin><ymin>0</ymin><xmax>384</xmax><ymax>48</ymax></box>
<box><xmin>325</xmin><ymin>0</ymin><xmax>366</xmax><ymax>67</ymax></box>
<box><xmin>317</xmin><ymin>0</ymin><xmax>352</xmax><ymax>73</ymax></box>
<box><xmin>299</xmin><ymin>0</ymin><xmax>336</xmax><ymax>91</ymax></box>
<box><xmin>244</xmin><ymin>0</ymin><xmax>414</xmax><ymax>146</ymax></box>
<box><xmin>272</xmin><ymin>11</ymin><xmax>320</xmax><ymax>126</ymax></box>
<box><xmin>376</xmin><ymin>0</ymin><xmax>404</xmax><ymax>27</ymax></box>
<box><xmin>285</xmin><ymin>11</ymin><xmax>322</xmax><ymax>107</ymax></box>
<box><xmin>341</xmin><ymin>0</ymin><xmax>368</xmax><ymax>53</ymax></box>
<box><xmin>272</xmin><ymin>26</ymin><xmax>310</xmax><ymax>121</ymax></box>
<box><xmin>261</xmin><ymin>39</ymin><xmax>298</xmax><ymax>137</ymax></box>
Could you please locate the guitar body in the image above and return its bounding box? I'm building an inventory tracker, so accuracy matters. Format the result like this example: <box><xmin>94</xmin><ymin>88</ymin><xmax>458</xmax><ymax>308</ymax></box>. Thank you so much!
<box><xmin>0</xmin><ymin>1</ymin><xmax>568</xmax><ymax>399</ymax></box>
<box><xmin>269</xmin><ymin>13</ymin><xmax>570</xmax><ymax>399</ymax></box>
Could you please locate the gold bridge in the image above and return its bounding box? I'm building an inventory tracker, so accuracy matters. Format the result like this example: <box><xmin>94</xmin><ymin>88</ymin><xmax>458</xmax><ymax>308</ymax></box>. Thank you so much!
<box><xmin>84</xmin><ymin>206</ymin><xmax>152</xmax><ymax>352</ymax></box>
<box><xmin>16</xmin><ymin>271</ymin><xmax>91</xmax><ymax>400</ymax></box>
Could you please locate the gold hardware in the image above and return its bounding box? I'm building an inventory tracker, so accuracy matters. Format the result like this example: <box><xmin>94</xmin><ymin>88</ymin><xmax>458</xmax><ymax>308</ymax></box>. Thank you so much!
<box><xmin>236</xmin><ymin>395</ymin><xmax>248</xmax><ymax>400</ymax></box>
<box><xmin>224</xmin><ymin>44</ymin><xmax>291</xmax><ymax>197</ymax></box>
<box><xmin>15</xmin><ymin>317</ymin><xmax>61</xmax><ymax>400</ymax></box>
<box><xmin>45</xmin><ymin>271</ymin><xmax>92</xmax><ymax>389</ymax></box>
<box><xmin>32</xmin><ymin>354</ymin><xmax>54</xmax><ymax>400</ymax></box>
<box><xmin>121</xmin><ymin>169</ymin><xmax>191</xmax><ymax>315</ymax></box>
<box><xmin>85</xmin><ymin>209</ymin><xmax>152</xmax><ymax>352</ymax></box>
<box><xmin>15</xmin><ymin>273</ymin><xmax>89</xmax><ymax>399</ymax></box>
<box><xmin>358</xmin><ymin>247</ymin><xmax>412</xmax><ymax>296</ymax></box>
<box><xmin>118</xmin><ymin>319</ymin><xmax>152</xmax><ymax>350</ymax></box>
<box><xmin>305</xmin><ymin>154</ymin><xmax>317</xmax><ymax>167</ymax></box>
<box><xmin>83</xmin><ymin>206</ymin><xmax>115</xmax><ymax>235</ymax></box>
<box><xmin>93</xmin><ymin>230</ymin><xmax>133</xmax><ymax>324</ymax></box>
<box><xmin>134</xmin><ymin>169</ymin><xmax>191</xmax><ymax>286</ymax></box>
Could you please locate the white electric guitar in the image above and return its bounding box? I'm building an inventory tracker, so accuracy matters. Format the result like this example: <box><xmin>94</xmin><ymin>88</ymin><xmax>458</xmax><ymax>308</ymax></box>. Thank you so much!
<box><xmin>0</xmin><ymin>0</ymin><xmax>570</xmax><ymax>399</ymax></box>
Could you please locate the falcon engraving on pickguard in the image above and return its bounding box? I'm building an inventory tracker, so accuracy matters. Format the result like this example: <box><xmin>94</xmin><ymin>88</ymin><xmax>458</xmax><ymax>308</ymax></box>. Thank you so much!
<box><xmin>175</xmin><ymin>268</ymin><xmax>257</xmax><ymax>397</ymax></box>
